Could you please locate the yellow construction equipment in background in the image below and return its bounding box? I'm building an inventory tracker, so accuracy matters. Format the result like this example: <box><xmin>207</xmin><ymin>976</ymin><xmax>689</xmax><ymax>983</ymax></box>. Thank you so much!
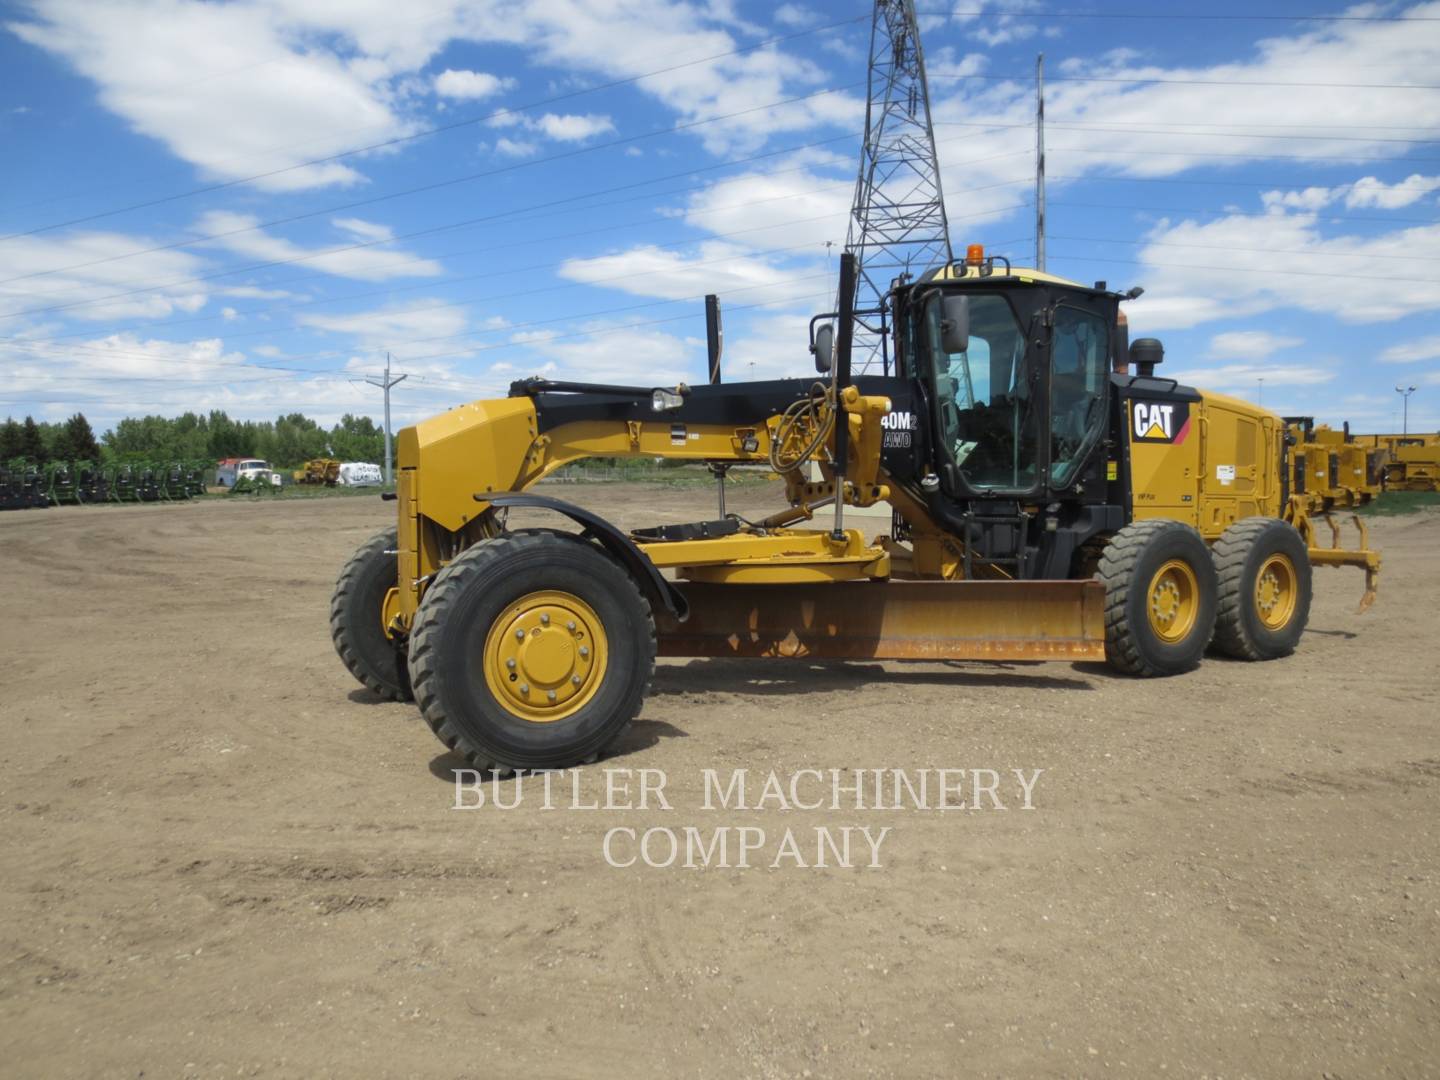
<box><xmin>1280</xmin><ymin>418</ymin><xmax>1382</xmax><ymax>611</ymax></box>
<box><xmin>1351</xmin><ymin>432</ymin><xmax>1440</xmax><ymax>492</ymax></box>
<box><xmin>293</xmin><ymin>458</ymin><xmax>341</xmax><ymax>486</ymax></box>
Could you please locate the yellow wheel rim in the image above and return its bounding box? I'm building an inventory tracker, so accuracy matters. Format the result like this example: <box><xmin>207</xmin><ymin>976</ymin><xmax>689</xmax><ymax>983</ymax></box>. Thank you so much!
<box><xmin>482</xmin><ymin>590</ymin><xmax>608</xmax><ymax>723</ymax></box>
<box><xmin>1254</xmin><ymin>553</ymin><xmax>1298</xmax><ymax>631</ymax></box>
<box><xmin>1146</xmin><ymin>559</ymin><xmax>1199</xmax><ymax>643</ymax></box>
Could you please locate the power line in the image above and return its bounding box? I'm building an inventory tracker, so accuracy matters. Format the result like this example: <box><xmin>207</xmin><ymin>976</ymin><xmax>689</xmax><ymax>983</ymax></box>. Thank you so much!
<box><xmin>926</xmin><ymin>9</ymin><xmax>1440</xmax><ymax>21</ymax></box>
<box><xmin>0</xmin><ymin>13</ymin><xmax>872</xmax><ymax>239</ymax></box>
<box><xmin>928</xmin><ymin>71</ymin><xmax>1440</xmax><ymax>90</ymax></box>
<box><xmin>0</xmin><ymin>81</ymin><xmax>867</xmax><ymax>294</ymax></box>
<box><xmin>1046</xmin><ymin>198</ymin><xmax>1439</xmax><ymax>227</ymax></box>
<box><xmin>1047</xmin><ymin>145</ymin><xmax>1440</xmax><ymax>164</ymax></box>
<box><xmin>933</xmin><ymin>118</ymin><xmax>1440</xmax><ymax>145</ymax></box>
<box><xmin>0</xmin><ymin>138</ymin><xmax>1028</xmax><ymax>314</ymax></box>
<box><xmin>0</xmin><ymin>176</ymin><xmax>1033</xmax><ymax>356</ymax></box>
<box><xmin>1047</xmin><ymin>250</ymin><xmax>1440</xmax><ymax>282</ymax></box>
<box><xmin>1049</xmin><ymin>233</ymin><xmax>1440</xmax><ymax>262</ymax></box>
<box><xmin>15</xmin><ymin>129</ymin><xmax>1434</xmax><ymax>316</ymax></box>
<box><xmin>1050</xmin><ymin>171</ymin><xmax>1440</xmax><ymax>190</ymax></box>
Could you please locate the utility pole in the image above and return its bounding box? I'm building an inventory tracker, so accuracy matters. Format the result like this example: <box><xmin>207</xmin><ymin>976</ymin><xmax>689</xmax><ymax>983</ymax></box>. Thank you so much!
<box><xmin>1257</xmin><ymin>377</ymin><xmax>1264</xmax><ymax>408</ymax></box>
<box><xmin>365</xmin><ymin>352</ymin><xmax>408</xmax><ymax>485</ymax></box>
<box><xmin>1396</xmin><ymin>384</ymin><xmax>1417</xmax><ymax>435</ymax></box>
<box><xmin>1035</xmin><ymin>52</ymin><xmax>1046</xmax><ymax>272</ymax></box>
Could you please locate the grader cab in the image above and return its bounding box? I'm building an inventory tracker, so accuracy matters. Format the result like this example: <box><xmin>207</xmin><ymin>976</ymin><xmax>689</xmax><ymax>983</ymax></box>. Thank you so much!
<box><xmin>332</xmin><ymin>250</ymin><xmax>1380</xmax><ymax>772</ymax></box>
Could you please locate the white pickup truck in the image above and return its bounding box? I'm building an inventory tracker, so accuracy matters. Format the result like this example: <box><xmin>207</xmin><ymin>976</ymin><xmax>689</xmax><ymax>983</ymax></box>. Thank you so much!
<box><xmin>216</xmin><ymin>458</ymin><xmax>279</xmax><ymax>487</ymax></box>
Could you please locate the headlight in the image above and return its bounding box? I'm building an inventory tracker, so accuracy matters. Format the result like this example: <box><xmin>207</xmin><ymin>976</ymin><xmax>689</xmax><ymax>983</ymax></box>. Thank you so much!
<box><xmin>651</xmin><ymin>388</ymin><xmax>685</xmax><ymax>411</ymax></box>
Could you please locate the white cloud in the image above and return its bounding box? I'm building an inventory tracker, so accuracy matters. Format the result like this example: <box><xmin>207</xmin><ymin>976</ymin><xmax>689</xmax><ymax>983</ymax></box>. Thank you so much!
<box><xmin>773</xmin><ymin>4</ymin><xmax>818</xmax><ymax>29</ymax></box>
<box><xmin>1261</xmin><ymin>186</ymin><xmax>1340</xmax><ymax>212</ymax></box>
<box><xmin>1380</xmin><ymin>336</ymin><xmax>1440</xmax><ymax>364</ymax></box>
<box><xmin>925</xmin><ymin>4</ymin><xmax>1440</xmax><ymax>235</ymax></box>
<box><xmin>1123</xmin><ymin>205</ymin><xmax>1440</xmax><ymax>332</ymax></box>
<box><xmin>1208</xmin><ymin>331</ymin><xmax>1303</xmax><ymax>361</ymax></box>
<box><xmin>950</xmin><ymin>0</ymin><xmax>1043</xmax><ymax>46</ymax></box>
<box><xmin>494</xmin><ymin>136</ymin><xmax>538</xmax><ymax>158</ymax></box>
<box><xmin>0</xmin><ymin>229</ymin><xmax>210</xmax><ymax>322</ymax></box>
<box><xmin>510</xmin><ymin>323</ymin><xmax>698</xmax><ymax>386</ymax></box>
<box><xmin>1166</xmin><ymin>361</ymin><xmax>1337</xmax><ymax>392</ymax></box>
<box><xmin>557</xmin><ymin>240</ymin><xmax>826</xmax><ymax>302</ymax></box>
<box><xmin>8</xmin><ymin>0</ymin><xmax>417</xmax><ymax>191</ymax></box>
<box><xmin>193</xmin><ymin>211</ymin><xmax>443</xmax><ymax>282</ymax></box>
<box><xmin>681</xmin><ymin>154</ymin><xmax>852</xmax><ymax>250</ymax></box>
<box><xmin>10</xmin><ymin>0</ymin><xmax>863</xmax><ymax>187</ymax></box>
<box><xmin>433</xmin><ymin>68</ymin><xmax>512</xmax><ymax>100</ymax></box>
<box><xmin>534</xmin><ymin>112</ymin><xmax>616</xmax><ymax>141</ymax></box>
<box><xmin>1346</xmin><ymin>174</ymin><xmax>1440</xmax><ymax>210</ymax></box>
<box><xmin>298</xmin><ymin>300</ymin><xmax>470</xmax><ymax>359</ymax></box>
<box><xmin>332</xmin><ymin>217</ymin><xmax>395</xmax><ymax>243</ymax></box>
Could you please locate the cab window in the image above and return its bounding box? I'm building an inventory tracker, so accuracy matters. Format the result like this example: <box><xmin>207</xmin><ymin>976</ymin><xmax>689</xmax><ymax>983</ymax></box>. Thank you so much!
<box><xmin>1048</xmin><ymin>306</ymin><xmax>1109</xmax><ymax>486</ymax></box>
<box><xmin>920</xmin><ymin>291</ymin><xmax>1039</xmax><ymax>493</ymax></box>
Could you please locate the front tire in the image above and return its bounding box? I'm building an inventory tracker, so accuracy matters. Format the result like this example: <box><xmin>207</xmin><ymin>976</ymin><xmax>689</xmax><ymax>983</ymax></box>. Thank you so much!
<box><xmin>407</xmin><ymin>532</ymin><xmax>655</xmax><ymax>772</ymax></box>
<box><xmin>1097</xmin><ymin>519</ymin><xmax>1218</xmax><ymax>677</ymax></box>
<box><xmin>331</xmin><ymin>528</ymin><xmax>413</xmax><ymax>702</ymax></box>
<box><xmin>1210</xmin><ymin>518</ymin><xmax>1311</xmax><ymax>661</ymax></box>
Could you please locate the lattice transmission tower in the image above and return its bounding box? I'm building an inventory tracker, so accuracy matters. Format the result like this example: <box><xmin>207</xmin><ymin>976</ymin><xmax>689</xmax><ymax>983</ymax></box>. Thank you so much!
<box><xmin>843</xmin><ymin>0</ymin><xmax>952</xmax><ymax>373</ymax></box>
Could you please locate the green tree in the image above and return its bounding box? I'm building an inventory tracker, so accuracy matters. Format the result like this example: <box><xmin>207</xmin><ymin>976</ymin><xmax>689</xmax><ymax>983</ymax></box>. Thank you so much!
<box><xmin>0</xmin><ymin>417</ymin><xmax>23</xmax><ymax>461</ymax></box>
<box><xmin>50</xmin><ymin>413</ymin><xmax>102</xmax><ymax>462</ymax></box>
<box><xmin>17</xmin><ymin>416</ymin><xmax>47</xmax><ymax>464</ymax></box>
<box><xmin>329</xmin><ymin>413</ymin><xmax>384</xmax><ymax>463</ymax></box>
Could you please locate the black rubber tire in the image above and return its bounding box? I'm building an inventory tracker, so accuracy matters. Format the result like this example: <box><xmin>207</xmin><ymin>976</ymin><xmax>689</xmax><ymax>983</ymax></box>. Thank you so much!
<box><xmin>407</xmin><ymin>532</ymin><xmax>655</xmax><ymax>772</ymax></box>
<box><xmin>1210</xmin><ymin>517</ymin><xmax>1311</xmax><ymax>661</ymax></box>
<box><xmin>1097</xmin><ymin>519</ymin><xmax>1218</xmax><ymax>677</ymax></box>
<box><xmin>331</xmin><ymin>528</ymin><xmax>413</xmax><ymax>702</ymax></box>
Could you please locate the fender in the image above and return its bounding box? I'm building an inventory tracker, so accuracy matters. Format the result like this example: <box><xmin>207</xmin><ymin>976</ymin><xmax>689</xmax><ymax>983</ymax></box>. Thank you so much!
<box><xmin>479</xmin><ymin>492</ymin><xmax>689</xmax><ymax>621</ymax></box>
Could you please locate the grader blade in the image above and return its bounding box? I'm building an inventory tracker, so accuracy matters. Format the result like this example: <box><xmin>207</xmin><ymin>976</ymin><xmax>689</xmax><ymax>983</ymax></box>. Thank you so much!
<box><xmin>657</xmin><ymin>579</ymin><xmax>1106</xmax><ymax>662</ymax></box>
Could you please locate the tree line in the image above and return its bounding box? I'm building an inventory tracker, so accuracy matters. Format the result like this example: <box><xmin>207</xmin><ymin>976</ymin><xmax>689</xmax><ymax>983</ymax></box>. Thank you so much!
<box><xmin>0</xmin><ymin>411</ymin><xmax>386</xmax><ymax>469</ymax></box>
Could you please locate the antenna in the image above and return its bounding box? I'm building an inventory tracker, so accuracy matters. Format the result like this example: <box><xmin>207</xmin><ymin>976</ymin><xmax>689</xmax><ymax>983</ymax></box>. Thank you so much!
<box><xmin>1036</xmin><ymin>52</ymin><xmax>1046</xmax><ymax>272</ymax></box>
<box><xmin>844</xmin><ymin>0</ymin><xmax>952</xmax><ymax>374</ymax></box>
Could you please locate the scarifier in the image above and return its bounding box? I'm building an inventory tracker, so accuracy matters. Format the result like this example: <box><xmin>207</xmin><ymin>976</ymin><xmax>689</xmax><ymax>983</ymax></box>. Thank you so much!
<box><xmin>331</xmin><ymin>249</ymin><xmax>1380</xmax><ymax>771</ymax></box>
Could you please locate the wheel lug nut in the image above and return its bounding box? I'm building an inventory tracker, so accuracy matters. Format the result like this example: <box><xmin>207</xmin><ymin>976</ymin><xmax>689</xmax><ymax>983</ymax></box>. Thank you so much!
<box><xmin>515</xmin><ymin>629</ymin><xmax>525</xmax><ymax>641</ymax></box>
<box><xmin>547</xmin><ymin>690</ymin><xmax>557</xmax><ymax>702</ymax></box>
<box><xmin>567</xmin><ymin>621</ymin><xmax>576</xmax><ymax>631</ymax></box>
<box><xmin>506</xmin><ymin>658</ymin><xmax>516</xmax><ymax>669</ymax></box>
<box><xmin>540</xmin><ymin>613</ymin><xmax>550</xmax><ymax>625</ymax></box>
<box><xmin>519</xmin><ymin>683</ymin><xmax>530</xmax><ymax>694</ymax></box>
<box><xmin>579</xmin><ymin>646</ymin><xmax>589</xmax><ymax>658</ymax></box>
<box><xmin>572</xmin><ymin>675</ymin><xmax>581</xmax><ymax>686</ymax></box>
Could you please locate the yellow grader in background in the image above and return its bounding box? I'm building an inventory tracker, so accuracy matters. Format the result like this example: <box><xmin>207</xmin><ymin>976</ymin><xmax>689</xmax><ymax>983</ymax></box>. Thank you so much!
<box><xmin>294</xmin><ymin>458</ymin><xmax>342</xmax><ymax>486</ymax></box>
<box><xmin>1284</xmin><ymin>419</ymin><xmax>1385</xmax><ymax>511</ymax></box>
<box><xmin>332</xmin><ymin>249</ymin><xmax>1380</xmax><ymax>772</ymax></box>
<box><xmin>1352</xmin><ymin>432</ymin><xmax>1440</xmax><ymax>491</ymax></box>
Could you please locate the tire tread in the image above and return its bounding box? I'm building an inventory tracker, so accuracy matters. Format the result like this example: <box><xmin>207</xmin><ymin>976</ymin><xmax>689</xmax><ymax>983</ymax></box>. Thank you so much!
<box><xmin>330</xmin><ymin>528</ymin><xmax>412</xmax><ymax>702</ymax></box>
<box><xmin>407</xmin><ymin>532</ymin><xmax>655</xmax><ymax>772</ymax></box>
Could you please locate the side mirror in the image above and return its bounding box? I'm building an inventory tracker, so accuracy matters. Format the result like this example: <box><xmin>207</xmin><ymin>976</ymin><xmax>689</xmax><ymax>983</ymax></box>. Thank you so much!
<box><xmin>940</xmin><ymin>294</ymin><xmax>969</xmax><ymax>355</ymax></box>
<box><xmin>812</xmin><ymin>323</ymin><xmax>834</xmax><ymax>374</ymax></box>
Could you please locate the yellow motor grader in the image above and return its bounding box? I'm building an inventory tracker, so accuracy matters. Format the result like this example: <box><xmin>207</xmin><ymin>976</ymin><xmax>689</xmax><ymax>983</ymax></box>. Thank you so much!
<box><xmin>331</xmin><ymin>249</ymin><xmax>1379</xmax><ymax>771</ymax></box>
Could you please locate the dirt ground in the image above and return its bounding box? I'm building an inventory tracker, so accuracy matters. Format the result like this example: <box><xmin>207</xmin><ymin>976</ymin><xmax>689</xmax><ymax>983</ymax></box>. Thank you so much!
<box><xmin>1</xmin><ymin>483</ymin><xmax>1438</xmax><ymax>1079</ymax></box>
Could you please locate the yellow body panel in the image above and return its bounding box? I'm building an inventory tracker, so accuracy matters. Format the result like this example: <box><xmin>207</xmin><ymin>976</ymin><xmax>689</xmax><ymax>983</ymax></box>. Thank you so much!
<box><xmin>1128</xmin><ymin>390</ymin><xmax>1282</xmax><ymax>539</ymax></box>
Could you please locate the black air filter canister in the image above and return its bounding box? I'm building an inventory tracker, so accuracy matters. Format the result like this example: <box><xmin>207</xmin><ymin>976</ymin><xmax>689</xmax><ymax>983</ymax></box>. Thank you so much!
<box><xmin>1130</xmin><ymin>338</ymin><xmax>1164</xmax><ymax>377</ymax></box>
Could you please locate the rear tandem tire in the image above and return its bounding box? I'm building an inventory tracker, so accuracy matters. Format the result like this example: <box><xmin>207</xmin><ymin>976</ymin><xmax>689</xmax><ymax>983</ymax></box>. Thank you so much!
<box><xmin>407</xmin><ymin>532</ymin><xmax>656</xmax><ymax>772</ymax></box>
<box><xmin>1097</xmin><ymin>519</ymin><xmax>1218</xmax><ymax>677</ymax></box>
<box><xmin>331</xmin><ymin>528</ymin><xmax>413</xmax><ymax>702</ymax></box>
<box><xmin>1210</xmin><ymin>517</ymin><xmax>1311</xmax><ymax>661</ymax></box>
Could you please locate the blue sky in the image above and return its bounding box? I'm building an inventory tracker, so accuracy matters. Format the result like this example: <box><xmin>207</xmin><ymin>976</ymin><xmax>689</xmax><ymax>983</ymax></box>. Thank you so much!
<box><xmin>2</xmin><ymin>0</ymin><xmax>1438</xmax><ymax>437</ymax></box>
